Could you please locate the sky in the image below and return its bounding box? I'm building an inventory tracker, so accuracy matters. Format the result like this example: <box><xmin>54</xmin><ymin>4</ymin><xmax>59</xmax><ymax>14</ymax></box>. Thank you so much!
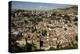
<box><xmin>11</xmin><ymin>1</ymin><xmax>75</xmax><ymax>10</ymax></box>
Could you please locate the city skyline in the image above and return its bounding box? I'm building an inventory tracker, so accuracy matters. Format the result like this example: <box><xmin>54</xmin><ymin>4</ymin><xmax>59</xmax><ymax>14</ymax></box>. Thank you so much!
<box><xmin>11</xmin><ymin>1</ymin><xmax>75</xmax><ymax>10</ymax></box>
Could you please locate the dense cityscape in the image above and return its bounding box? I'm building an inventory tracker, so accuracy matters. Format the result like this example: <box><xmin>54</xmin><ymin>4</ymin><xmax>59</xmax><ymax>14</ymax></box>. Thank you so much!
<box><xmin>9</xmin><ymin>6</ymin><xmax>78</xmax><ymax>52</ymax></box>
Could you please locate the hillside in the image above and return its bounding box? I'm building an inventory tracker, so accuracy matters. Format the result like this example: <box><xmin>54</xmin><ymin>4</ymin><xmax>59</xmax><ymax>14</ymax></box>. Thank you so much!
<box><xmin>10</xmin><ymin>6</ymin><xmax>78</xmax><ymax>52</ymax></box>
